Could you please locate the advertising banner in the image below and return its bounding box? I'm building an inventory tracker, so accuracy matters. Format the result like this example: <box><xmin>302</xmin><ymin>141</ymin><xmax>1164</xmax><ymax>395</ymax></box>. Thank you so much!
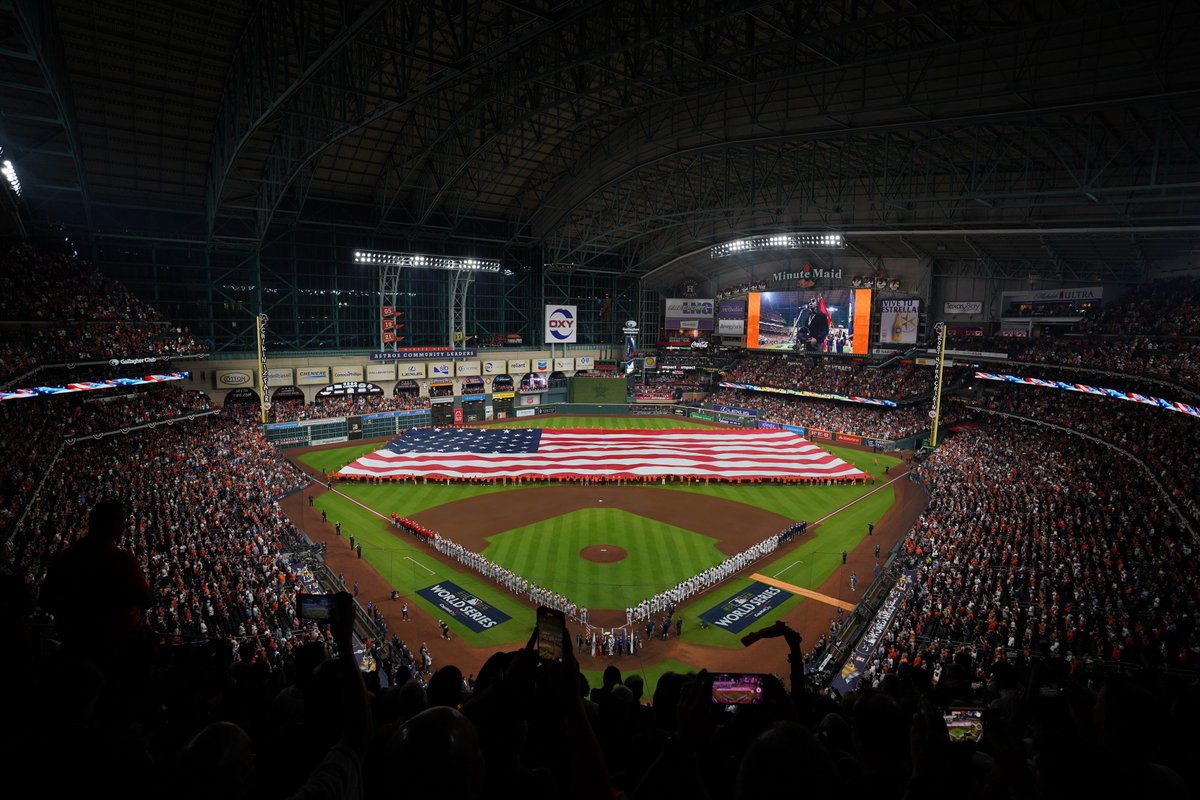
<box><xmin>836</xmin><ymin>433</ymin><xmax>862</xmax><ymax>444</ymax></box>
<box><xmin>216</xmin><ymin>370</ymin><xmax>255</xmax><ymax>388</ymax></box>
<box><xmin>545</xmin><ymin>305</ymin><xmax>578</xmax><ymax>343</ymax></box>
<box><xmin>508</xmin><ymin>358</ymin><xmax>530</xmax><ymax>374</ymax></box>
<box><xmin>455</xmin><ymin>361</ymin><xmax>480</xmax><ymax>376</ymax></box>
<box><xmin>533</xmin><ymin>358</ymin><xmax>550</xmax><ymax>372</ymax></box>
<box><xmin>664</xmin><ymin>297</ymin><xmax>716</xmax><ymax>330</ymax></box>
<box><xmin>366</xmin><ymin>363</ymin><xmax>396</xmax><ymax>381</ymax></box>
<box><xmin>553</xmin><ymin>357</ymin><xmax>574</xmax><ymax>371</ymax></box>
<box><xmin>482</xmin><ymin>360</ymin><xmax>506</xmax><ymax>376</ymax></box>
<box><xmin>944</xmin><ymin>300</ymin><xmax>983</xmax><ymax>315</ymax></box>
<box><xmin>576</xmin><ymin>355</ymin><xmax>594</xmax><ymax>370</ymax></box>
<box><xmin>295</xmin><ymin>367</ymin><xmax>330</xmax><ymax>386</ymax></box>
<box><xmin>878</xmin><ymin>298</ymin><xmax>920</xmax><ymax>344</ymax></box>
<box><xmin>830</xmin><ymin>571</ymin><xmax>915</xmax><ymax>696</ymax></box>
<box><xmin>808</xmin><ymin>428</ymin><xmax>832</xmax><ymax>440</ymax></box>
<box><xmin>717</xmin><ymin>318</ymin><xmax>746</xmax><ymax>335</ymax></box>
<box><xmin>415</xmin><ymin>581</ymin><xmax>512</xmax><ymax>633</ymax></box>
<box><xmin>332</xmin><ymin>365</ymin><xmax>363</xmax><ymax>382</ymax></box>
<box><xmin>428</xmin><ymin>362</ymin><xmax>453</xmax><ymax>379</ymax></box>
<box><xmin>711</xmin><ymin>404</ymin><xmax>758</xmax><ymax>417</ymax></box>
<box><xmin>491</xmin><ymin>391</ymin><xmax>515</xmax><ymax>400</ymax></box>
<box><xmin>265</xmin><ymin>368</ymin><xmax>294</xmax><ymax>386</ymax></box>
<box><xmin>718</xmin><ymin>298</ymin><xmax>746</xmax><ymax>319</ymax></box>
<box><xmin>397</xmin><ymin>362</ymin><xmax>426</xmax><ymax>379</ymax></box>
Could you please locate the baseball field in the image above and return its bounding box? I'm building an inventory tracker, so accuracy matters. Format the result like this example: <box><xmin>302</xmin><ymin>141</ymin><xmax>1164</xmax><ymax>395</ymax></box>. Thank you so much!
<box><xmin>289</xmin><ymin>415</ymin><xmax>913</xmax><ymax>687</ymax></box>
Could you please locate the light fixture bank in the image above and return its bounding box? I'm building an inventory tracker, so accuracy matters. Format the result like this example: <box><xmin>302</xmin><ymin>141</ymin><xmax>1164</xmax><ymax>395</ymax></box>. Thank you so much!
<box><xmin>353</xmin><ymin>250</ymin><xmax>501</xmax><ymax>272</ymax></box>
<box><xmin>709</xmin><ymin>233</ymin><xmax>844</xmax><ymax>258</ymax></box>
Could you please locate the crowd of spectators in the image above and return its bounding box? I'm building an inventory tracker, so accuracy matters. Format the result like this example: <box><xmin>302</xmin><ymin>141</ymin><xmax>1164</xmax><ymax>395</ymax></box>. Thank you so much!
<box><xmin>968</xmin><ymin>385</ymin><xmax>1200</xmax><ymax>524</ymax></box>
<box><xmin>632</xmin><ymin>385</ymin><xmax>676</xmax><ymax>402</ymax></box>
<box><xmin>709</xmin><ymin>388</ymin><xmax>929</xmax><ymax>440</ymax></box>
<box><xmin>0</xmin><ymin>244</ymin><xmax>209</xmax><ymax>381</ymax></box>
<box><xmin>1082</xmin><ymin>276</ymin><xmax>1200</xmax><ymax>337</ymax></box>
<box><xmin>943</xmin><ymin>277</ymin><xmax>1200</xmax><ymax>393</ymax></box>
<box><xmin>950</xmin><ymin>333</ymin><xmax>1200</xmax><ymax>396</ymax></box>
<box><xmin>224</xmin><ymin>392</ymin><xmax>432</xmax><ymax>423</ymax></box>
<box><xmin>723</xmin><ymin>354</ymin><xmax>936</xmax><ymax>401</ymax></box>
<box><xmin>5</xmin><ymin>244</ymin><xmax>1200</xmax><ymax>797</ymax></box>
<box><xmin>869</xmin><ymin>413</ymin><xmax>1200</xmax><ymax>687</ymax></box>
<box><xmin>653</xmin><ymin>350</ymin><xmax>732</xmax><ymax>369</ymax></box>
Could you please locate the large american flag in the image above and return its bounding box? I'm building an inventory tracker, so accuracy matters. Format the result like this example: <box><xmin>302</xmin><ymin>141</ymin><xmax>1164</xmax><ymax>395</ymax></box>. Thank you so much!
<box><xmin>337</xmin><ymin>427</ymin><xmax>868</xmax><ymax>481</ymax></box>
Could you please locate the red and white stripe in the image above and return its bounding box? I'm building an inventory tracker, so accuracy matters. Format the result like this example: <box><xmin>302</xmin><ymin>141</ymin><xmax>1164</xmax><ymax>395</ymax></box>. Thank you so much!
<box><xmin>338</xmin><ymin>428</ymin><xmax>867</xmax><ymax>481</ymax></box>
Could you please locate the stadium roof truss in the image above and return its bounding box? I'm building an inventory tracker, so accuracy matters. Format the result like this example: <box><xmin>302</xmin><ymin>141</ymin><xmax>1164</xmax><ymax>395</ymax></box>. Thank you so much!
<box><xmin>3</xmin><ymin>0</ymin><xmax>1199</xmax><ymax>286</ymax></box>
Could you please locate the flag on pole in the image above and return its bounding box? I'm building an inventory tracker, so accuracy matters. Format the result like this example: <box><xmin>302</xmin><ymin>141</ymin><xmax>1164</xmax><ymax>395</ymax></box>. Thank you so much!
<box><xmin>337</xmin><ymin>427</ymin><xmax>867</xmax><ymax>481</ymax></box>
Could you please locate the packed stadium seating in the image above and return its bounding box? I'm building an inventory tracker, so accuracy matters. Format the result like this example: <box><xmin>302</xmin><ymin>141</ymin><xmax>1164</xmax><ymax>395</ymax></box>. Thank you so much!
<box><xmin>708</xmin><ymin>387</ymin><xmax>930</xmax><ymax>440</ymax></box>
<box><xmin>4</xmin><ymin>243</ymin><xmax>1200</xmax><ymax>798</ymax></box>
<box><xmin>0</xmin><ymin>244</ymin><xmax>210</xmax><ymax>382</ymax></box>
<box><xmin>942</xmin><ymin>277</ymin><xmax>1200</xmax><ymax>395</ymax></box>
<box><xmin>723</xmin><ymin>353</ymin><xmax>938</xmax><ymax>401</ymax></box>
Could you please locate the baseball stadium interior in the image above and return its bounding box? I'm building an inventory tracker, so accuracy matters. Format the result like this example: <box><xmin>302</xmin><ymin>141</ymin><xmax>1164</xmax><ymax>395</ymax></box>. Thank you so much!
<box><xmin>3</xmin><ymin>2</ymin><xmax>1200</xmax><ymax>798</ymax></box>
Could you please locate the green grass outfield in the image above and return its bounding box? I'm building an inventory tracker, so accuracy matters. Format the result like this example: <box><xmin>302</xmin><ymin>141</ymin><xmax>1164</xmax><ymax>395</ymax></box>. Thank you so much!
<box><xmin>297</xmin><ymin>417</ymin><xmax>901</xmax><ymax>654</ymax></box>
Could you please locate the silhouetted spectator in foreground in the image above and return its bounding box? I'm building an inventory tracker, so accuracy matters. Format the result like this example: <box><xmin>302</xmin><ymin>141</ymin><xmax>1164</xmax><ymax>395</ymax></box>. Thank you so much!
<box><xmin>39</xmin><ymin>498</ymin><xmax>156</xmax><ymax>701</ymax></box>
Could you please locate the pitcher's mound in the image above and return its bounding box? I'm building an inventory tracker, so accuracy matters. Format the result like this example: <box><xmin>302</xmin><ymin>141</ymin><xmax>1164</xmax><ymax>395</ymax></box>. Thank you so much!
<box><xmin>581</xmin><ymin>545</ymin><xmax>627</xmax><ymax>563</ymax></box>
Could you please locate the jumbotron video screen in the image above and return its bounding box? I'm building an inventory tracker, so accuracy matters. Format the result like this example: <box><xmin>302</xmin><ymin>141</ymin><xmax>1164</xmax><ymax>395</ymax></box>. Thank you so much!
<box><xmin>745</xmin><ymin>288</ymin><xmax>873</xmax><ymax>354</ymax></box>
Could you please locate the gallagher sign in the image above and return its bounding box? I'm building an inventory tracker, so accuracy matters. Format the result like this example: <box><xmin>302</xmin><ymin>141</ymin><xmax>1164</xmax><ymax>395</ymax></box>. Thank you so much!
<box><xmin>545</xmin><ymin>305</ymin><xmax>578</xmax><ymax>343</ymax></box>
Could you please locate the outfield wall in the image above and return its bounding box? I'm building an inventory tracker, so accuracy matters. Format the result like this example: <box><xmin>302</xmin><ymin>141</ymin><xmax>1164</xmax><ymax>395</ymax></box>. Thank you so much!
<box><xmin>263</xmin><ymin>401</ymin><xmax>917</xmax><ymax>451</ymax></box>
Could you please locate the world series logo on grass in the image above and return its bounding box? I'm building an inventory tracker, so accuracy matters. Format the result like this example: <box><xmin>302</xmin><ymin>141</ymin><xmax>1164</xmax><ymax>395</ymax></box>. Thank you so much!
<box><xmin>699</xmin><ymin>581</ymin><xmax>793</xmax><ymax>633</ymax></box>
<box><xmin>417</xmin><ymin>581</ymin><xmax>512</xmax><ymax>633</ymax></box>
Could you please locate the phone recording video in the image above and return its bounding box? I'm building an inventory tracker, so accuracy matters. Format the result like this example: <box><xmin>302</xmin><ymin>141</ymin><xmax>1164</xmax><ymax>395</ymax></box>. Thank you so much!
<box><xmin>943</xmin><ymin>707</ymin><xmax>985</xmax><ymax>743</ymax></box>
<box><xmin>536</xmin><ymin>606</ymin><xmax>566</xmax><ymax>663</ymax></box>
<box><xmin>710</xmin><ymin>673</ymin><xmax>767</xmax><ymax>705</ymax></box>
<box><xmin>297</xmin><ymin>592</ymin><xmax>335</xmax><ymax>621</ymax></box>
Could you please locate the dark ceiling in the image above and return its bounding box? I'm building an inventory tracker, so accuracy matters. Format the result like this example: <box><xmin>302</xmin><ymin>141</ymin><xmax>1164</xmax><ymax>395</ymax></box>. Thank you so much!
<box><xmin>2</xmin><ymin>0</ymin><xmax>1199</xmax><ymax>287</ymax></box>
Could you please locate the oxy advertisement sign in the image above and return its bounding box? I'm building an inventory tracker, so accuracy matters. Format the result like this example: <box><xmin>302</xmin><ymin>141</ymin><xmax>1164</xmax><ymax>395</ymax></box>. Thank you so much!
<box><xmin>545</xmin><ymin>305</ymin><xmax>578</xmax><ymax>343</ymax></box>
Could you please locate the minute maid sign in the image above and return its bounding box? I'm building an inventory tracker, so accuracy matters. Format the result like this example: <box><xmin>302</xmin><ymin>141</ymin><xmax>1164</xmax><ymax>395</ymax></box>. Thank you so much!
<box><xmin>545</xmin><ymin>304</ymin><xmax>577</xmax><ymax>343</ymax></box>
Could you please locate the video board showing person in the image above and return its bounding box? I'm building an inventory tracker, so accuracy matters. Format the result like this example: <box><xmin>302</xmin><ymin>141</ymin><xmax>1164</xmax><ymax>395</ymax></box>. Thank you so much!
<box><xmin>745</xmin><ymin>288</ymin><xmax>872</xmax><ymax>354</ymax></box>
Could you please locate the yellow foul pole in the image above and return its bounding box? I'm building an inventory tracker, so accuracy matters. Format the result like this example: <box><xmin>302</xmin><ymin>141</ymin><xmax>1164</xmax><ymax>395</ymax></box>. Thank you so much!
<box><xmin>929</xmin><ymin>321</ymin><xmax>948</xmax><ymax>447</ymax></box>
<box><xmin>256</xmin><ymin>313</ymin><xmax>269</xmax><ymax>425</ymax></box>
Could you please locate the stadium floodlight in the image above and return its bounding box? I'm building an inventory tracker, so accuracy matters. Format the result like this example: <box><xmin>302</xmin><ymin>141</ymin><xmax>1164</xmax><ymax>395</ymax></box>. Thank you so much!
<box><xmin>0</xmin><ymin>147</ymin><xmax>22</xmax><ymax>197</ymax></box>
<box><xmin>353</xmin><ymin>249</ymin><xmax>501</xmax><ymax>272</ymax></box>
<box><xmin>709</xmin><ymin>233</ymin><xmax>844</xmax><ymax>258</ymax></box>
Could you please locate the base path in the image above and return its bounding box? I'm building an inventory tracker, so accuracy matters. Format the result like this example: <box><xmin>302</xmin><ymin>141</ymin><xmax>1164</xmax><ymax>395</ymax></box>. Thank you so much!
<box><xmin>281</xmin><ymin>438</ymin><xmax>926</xmax><ymax>683</ymax></box>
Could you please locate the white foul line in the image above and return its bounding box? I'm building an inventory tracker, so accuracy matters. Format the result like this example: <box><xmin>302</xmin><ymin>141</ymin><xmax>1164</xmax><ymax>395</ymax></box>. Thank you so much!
<box><xmin>404</xmin><ymin>556</ymin><xmax>434</xmax><ymax>574</ymax></box>
<box><xmin>811</xmin><ymin>471</ymin><xmax>907</xmax><ymax>527</ymax></box>
<box><xmin>773</xmin><ymin>560</ymin><xmax>804</xmax><ymax>578</ymax></box>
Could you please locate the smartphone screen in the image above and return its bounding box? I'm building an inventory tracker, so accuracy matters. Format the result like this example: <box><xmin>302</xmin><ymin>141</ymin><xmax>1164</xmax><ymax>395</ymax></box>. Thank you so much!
<box><xmin>944</xmin><ymin>707</ymin><xmax>984</xmax><ymax>743</ymax></box>
<box><xmin>536</xmin><ymin>606</ymin><xmax>566</xmax><ymax>663</ymax></box>
<box><xmin>297</xmin><ymin>592</ymin><xmax>335</xmax><ymax>621</ymax></box>
<box><xmin>711</xmin><ymin>673</ymin><xmax>767</xmax><ymax>705</ymax></box>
